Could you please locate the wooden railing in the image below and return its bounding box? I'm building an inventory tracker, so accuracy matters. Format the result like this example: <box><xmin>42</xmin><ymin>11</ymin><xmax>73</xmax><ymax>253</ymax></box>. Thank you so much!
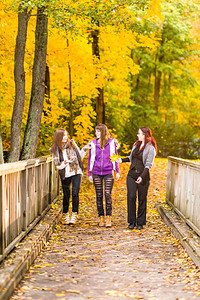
<box><xmin>166</xmin><ymin>156</ymin><xmax>200</xmax><ymax>235</ymax></box>
<box><xmin>0</xmin><ymin>156</ymin><xmax>60</xmax><ymax>262</ymax></box>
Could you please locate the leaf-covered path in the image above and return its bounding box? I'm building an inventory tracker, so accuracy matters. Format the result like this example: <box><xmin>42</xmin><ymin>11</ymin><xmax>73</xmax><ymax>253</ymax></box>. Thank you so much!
<box><xmin>11</xmin><ymin>159</ymin><xmax>200</xmax><ymax>299</ymax></box>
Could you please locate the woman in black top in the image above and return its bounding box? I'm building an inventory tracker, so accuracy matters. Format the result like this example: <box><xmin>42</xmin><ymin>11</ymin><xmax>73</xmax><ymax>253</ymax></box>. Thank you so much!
<box><xmin>117</xmin><ymin>127</ymin><xmax>157</xmax><ymax>230</ymax></box>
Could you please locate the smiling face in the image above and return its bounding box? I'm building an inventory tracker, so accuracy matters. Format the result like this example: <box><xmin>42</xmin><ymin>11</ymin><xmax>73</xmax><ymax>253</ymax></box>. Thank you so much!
<box><xmin>95</xmin><ymin>129</ymin><xmax>101</xmax><ymax>139</ymax></box>
<box><xmin>137</xmin><ymin>129</ymin><xmax>145</xmax><ymax>142</ymax></box>
<box><xmin>62</xmin><ymin>131</ymin><xmax>68</xmax><ymax>143</ymax></box>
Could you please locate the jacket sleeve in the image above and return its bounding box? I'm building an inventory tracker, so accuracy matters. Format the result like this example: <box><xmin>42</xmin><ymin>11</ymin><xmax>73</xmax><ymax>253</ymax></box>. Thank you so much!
<box><xmin>122</xmin><ymin>157</ymin><xmax>130</xmax><ymax>163</ymax></box>
<box><xmin>72</xmin><ymin>139</ymin><xmax>87</xmax><ymax>159</ymax></box>
<box><xmin>114</xmin><ymin>142</ymin><xmax>120</xmax><ymax>173</ymax></box>
<box><xmin>52</xmin><ymin>153</ymin><xmax>65</xmax><ymax>170</ymax></box>
<box><xmin>144</xmin><ymin>146</ymin><xmax>156</xmax><ymax>170</ymax></box>
<box><xmin>140</xmin><ymin>168</ymin><xmax>149</xmax><ymax>179</ymax></box>
<box><xmin>87</xmin><ymin>149</ymin><xmax>92</xmax><ymax>177</ymax></box>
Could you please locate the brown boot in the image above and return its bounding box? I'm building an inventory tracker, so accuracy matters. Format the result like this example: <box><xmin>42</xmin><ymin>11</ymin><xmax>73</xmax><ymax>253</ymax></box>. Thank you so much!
<box><xmin>106</xmin><ymin>215</ymin><xmax>112</xmax><ymax>227</ymax></box>
<box><xmin>99</xmin><ymin>216</ymin><xmax>104</xmax><ymax>227</ymax></box>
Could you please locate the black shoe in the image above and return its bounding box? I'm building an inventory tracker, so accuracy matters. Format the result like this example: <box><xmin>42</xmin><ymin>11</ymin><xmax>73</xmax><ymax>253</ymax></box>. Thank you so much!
<box><xmin>128</xmin><ymin>223</ymin><xmax>135</xmax><ymax>229</ymax></box>
<box><xmin>136</xmin><ymin>225</ymin><xmax>143</xmax><ymax>230</ymax></box>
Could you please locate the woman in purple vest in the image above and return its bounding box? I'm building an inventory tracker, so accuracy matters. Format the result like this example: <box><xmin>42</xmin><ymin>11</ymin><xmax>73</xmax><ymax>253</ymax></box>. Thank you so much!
<box><xmin>88</xmin><ymin>124</ymin><xmax>120</xmax><ymax>227</ymax></box>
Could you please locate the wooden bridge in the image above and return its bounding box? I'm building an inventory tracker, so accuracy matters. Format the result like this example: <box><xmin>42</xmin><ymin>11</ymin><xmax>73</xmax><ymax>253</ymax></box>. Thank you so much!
<box><xmin>0</xmin><ymin>156</ymin><xmax>60</xmax><ymax>262</ymax></box>
<box><xmin>0</xmin><ymin>156</ymin><xmax>200</xmax><ymax>299</ymax></box>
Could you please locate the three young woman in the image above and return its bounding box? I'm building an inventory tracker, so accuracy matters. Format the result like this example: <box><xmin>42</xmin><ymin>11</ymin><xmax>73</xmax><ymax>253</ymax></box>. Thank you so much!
<box><xmin>87</xmin><ymin>124</ymin><xmax>120</xmax><ymax>227</ymax></box>
<box><xmin>117</xmin><ymin>127</ymin><xmax>157</xmax><ymax>230</ymax></box>
<box><xmin>50</xmin><ymin>129</ymin><xmax>89</xmax><ymax>225</ymax></box>
<box><xmin>50</xmin><ymin>125</ymin><xmax>156</xmax><ymax>230</ymax></box>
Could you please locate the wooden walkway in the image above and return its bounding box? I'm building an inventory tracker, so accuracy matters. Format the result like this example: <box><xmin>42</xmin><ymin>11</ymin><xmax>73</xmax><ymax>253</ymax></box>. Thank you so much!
<box><xmin>8</xmin><ymin>159</ymin><xmax>200</xmax><ymax>300</ymax></box>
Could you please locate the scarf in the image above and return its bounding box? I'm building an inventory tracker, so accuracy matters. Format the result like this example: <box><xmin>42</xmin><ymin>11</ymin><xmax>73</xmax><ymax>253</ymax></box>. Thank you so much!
<box><xmin>58</xmin><ymin>141</ymin><xmax>83</xmax><ymax>178</ymax></box>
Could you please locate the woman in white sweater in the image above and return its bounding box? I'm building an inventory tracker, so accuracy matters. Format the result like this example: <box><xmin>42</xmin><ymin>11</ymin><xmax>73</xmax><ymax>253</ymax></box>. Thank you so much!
<box><xmin>50</xmin><ymin>129</ymin><xmax>89</xmax><ymax>225</ymax></box>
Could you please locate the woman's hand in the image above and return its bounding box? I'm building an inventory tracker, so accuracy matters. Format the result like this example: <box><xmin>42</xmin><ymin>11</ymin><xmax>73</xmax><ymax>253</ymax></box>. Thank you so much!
<box><xmin>135</xmin><ymin>176</ymin><xmax>142</xmax><ymax>184</ymax></box>
<box><xmin>116</xmin><ymin>173</ymin><xmax>120</xmax><ymax>181</ymax></box>
<box><xmin>83</xmin><ymin>143</ymin><xmax>92</xmax><ymax>151</ymax></box>
<box><xmin>89</xmin><ymin>176</ymin><xmax>93</xmax><ymax>183</ymax></box>
<box><xmin>116</xmin><ymin>158</ymin><xmax>122</xmax><ymax>163</ymax></box>
<box><xmin>64</xmin><ymin>160</ymin><xmax>72</xmax><ymax>164</ymax></box>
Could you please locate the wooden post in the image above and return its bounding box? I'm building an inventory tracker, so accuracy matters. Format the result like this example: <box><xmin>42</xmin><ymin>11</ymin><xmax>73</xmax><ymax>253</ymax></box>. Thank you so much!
<box><xmin>0</xmin><ymin>175</ymin><xmax>5</xmax><ymax>256</ymax></box>
<box><xmin>21</xmin><ymin>168</ymin><xmax>27</xmax><ymax>231</ymax></box>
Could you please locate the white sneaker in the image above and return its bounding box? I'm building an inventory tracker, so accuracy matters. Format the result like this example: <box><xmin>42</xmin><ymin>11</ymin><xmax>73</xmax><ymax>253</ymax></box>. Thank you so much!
<box><xmin>70</xmin><ymin>212</ymin><xmax>78</xmax><ymax>224</ymax></box>
<box><xmin>63</xmin><ymin>212</ymin><xmax>70</xmax><ymax>225</ymax></box>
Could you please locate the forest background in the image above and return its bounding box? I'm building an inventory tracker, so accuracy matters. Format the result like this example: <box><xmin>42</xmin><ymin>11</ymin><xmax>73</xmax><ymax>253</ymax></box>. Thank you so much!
<box><xmin>0</xmin><ymin>0</ymin><xmax>200</xmax><ymax>163</ymax></box>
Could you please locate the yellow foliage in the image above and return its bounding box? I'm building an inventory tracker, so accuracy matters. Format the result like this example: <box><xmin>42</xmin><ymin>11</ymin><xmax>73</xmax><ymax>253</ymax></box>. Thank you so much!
<box><xmin>1</xmin><ymin>0</ymin><xmax>199</xmax><ymax>157</ymax></box>
<box><xmin>110</xmin><ymin>153</ymin><xmax>121</xmax><ymax>162</ymax></box>
<box><xmin>145</xmin><ymin>0</ymin><xmax>164</xmax><ymax>23</ymax></box>
<box><xmin>73</xmin><ymin>103</ymin><xmax>96</xmax><ymax>147</ymax></box>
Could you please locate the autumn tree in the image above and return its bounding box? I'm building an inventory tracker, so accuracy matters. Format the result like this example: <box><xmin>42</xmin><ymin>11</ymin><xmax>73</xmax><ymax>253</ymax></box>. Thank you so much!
<box><xmin>8</xmin><ymin>4</ymin><xmax>31</xmax><ymax>162</ymax></box>
<box><xmin>0</xmin><ymin>118</ymin><xmax>4</xmax><ymax>164</ymax></box>
<box><xmin>20</xmin><ymin>6</ymin><xmax>48</xmax><ymax>160</ymax></box>
<box><xmin>0</xmin><ymin>0</ymin><xmax>199</xmax><ymax>160</ymax></box>
<box><xmin>51</xmin><ymin>0</ymin><xmax>148</xmax><ymax>125</ymax></box>
<box><xmin>122</xmin><ymin>0</ymin><xmax>200</xmax><ymax>157</ymax></box>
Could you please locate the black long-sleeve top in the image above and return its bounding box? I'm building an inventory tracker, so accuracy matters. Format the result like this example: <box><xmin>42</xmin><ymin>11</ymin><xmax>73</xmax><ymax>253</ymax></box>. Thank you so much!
<box><xmin>122</xmin><ymin>142</ymin><xmax>149</xmax><ymax>182</ymax></box>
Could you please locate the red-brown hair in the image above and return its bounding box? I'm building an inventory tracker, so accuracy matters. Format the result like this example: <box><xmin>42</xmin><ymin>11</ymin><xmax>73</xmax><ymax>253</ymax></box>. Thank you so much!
<box><xmin>138</xmin><ymin>127</ymin><xmax>157</xmax><ymax>154</ymax></box>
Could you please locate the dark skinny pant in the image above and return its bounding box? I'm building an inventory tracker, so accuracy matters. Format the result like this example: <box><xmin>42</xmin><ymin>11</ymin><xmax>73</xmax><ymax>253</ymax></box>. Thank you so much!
<box><xmin>93</xmin><ymin>174</ymin><xmax>114</xmax><ymax>216</ymax></box>
<box><xmin>127</xmin><ymin>174</ymin><xmax>150</xmax><ymax>226</ymax></box>
<box><xmin>61</xmin><ymin>174</ymin><xmax>82</xmax><ymax>213</ymax></box>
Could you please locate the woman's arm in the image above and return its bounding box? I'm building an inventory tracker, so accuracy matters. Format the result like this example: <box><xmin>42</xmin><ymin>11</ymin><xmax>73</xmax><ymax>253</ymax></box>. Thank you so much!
<box><xmin>118</xmin><ymin>144</ymin><xmax>135</xmax><ymax>163</ymax></box>
<box><xmin>121</xmin><ymin>157</ymin><xmax>130</xmax><ymax>163</ymax></box>
<box><xmin>116</xmin><ymin>156</ymin><xmax>130</xmax><ymax>163</ymax></box>
<box><xmin>114</xmin><ymin>141</ymin><xmax>120</xmax><ymax>173</ymax></box>
<box><xmin>144</xmin><ymin>146</ymin><xmax>156</xmax><ymax>170</ymax></box>
<box><xmin>52</xmin><ymin>153</ymin><xmax>66</xmax><ymax>170</ymax></box>
<box><xmin>87</xmin><ymin>148</ymin><xmax>92</xmax><ymax>177</ymax></box>
<box><xmin>71</xmin><ymin>139</ymin><xmax>87</xmax><ymax>159</ymax></box>
<box><xmin>137</xmin><ymin>145</ymin><xmax>156</xmax><ymax>183</ymax></box>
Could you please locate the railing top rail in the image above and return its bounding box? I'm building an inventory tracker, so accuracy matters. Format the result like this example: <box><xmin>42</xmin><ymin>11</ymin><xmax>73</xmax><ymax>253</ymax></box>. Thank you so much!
<box><xmin>0</xmin><ymin>155</ymin><xmax>53</xmax><ymax>175</ymax></box>
<box><xmin>168</xmin><ymin>156</ymin><xmax>200</xmax><ymax>170</ymax></box>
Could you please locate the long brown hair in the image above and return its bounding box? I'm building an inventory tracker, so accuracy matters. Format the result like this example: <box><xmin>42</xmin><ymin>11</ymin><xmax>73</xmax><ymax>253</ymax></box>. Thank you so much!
<box><xmin>50</xmin><ymin>129</ymin><xmax>77</xmax><ymax>155</ymax></box>
<box><xmin>50</xmin><ymin>129</ymin><xmax>66</xmax><ymax>155</ymax></box>
<box><xmin>95</xmin><ymin>124</ymin><xmax>110</xmax><ymax>148</ymax></box>
<box><xmin>139</xmin><ymin>127</ymin><xmax>157</xmax><ymax>154</ymax></box>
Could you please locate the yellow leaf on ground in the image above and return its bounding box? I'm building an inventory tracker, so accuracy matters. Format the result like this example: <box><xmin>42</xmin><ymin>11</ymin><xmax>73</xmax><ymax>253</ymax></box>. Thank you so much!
<box><xmin>66</xmin><ymin>289</ymin><xmax>82</xmax><ymax>294</ymax></box>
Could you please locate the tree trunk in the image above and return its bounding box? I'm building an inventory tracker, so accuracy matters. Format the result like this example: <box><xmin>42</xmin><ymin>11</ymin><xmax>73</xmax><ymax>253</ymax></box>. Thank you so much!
<box><xmin>91</xmin><ymin>29</ymin><xmax>105</xmax><ymax>124</ymax></box>
<box><xmin>0</xmin><ymin>118</ymin><xmax>4</xmax><ymax>164</ymax></box>
<box><xmin>154</xmin><ymin>29</ymin><xmax>165</xmax><ymax>111</ymax></box>
<box><xmin>130</xmin><ymin>49</ymin><xmax>141</xmax><ymax>103</ymax></box>
<box><xmin>67</xmin><ymin>38</ymin><xmax>73</xmax><ymax>137</ymax></box>
<box><xmin>154</xmin><ymin>65</ymin><xmax>162</xmax><ymax>111</ymax></box>
<box><xmin>43</xmin><ymin>64</ymin><xmax>51</xmax><ymax>117</ymax></box>
<box><xmin>45</xmin><ymin>64</ymin><xmax>50</xmax><ymax>99</ymax></box>
<box><xmin>20</xmin><ymin>7</ymin><xmax>48</xmax><ymax>160</ymax></box>
<box><xmin>130</xmin><ymin>49</ymin><xmax>134</xmax><ymax>101</ymax></box>
<box><xmin>8</xmin><ymin>6</ymin><xmax>30</xmax><ymax>162</ymax></box>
